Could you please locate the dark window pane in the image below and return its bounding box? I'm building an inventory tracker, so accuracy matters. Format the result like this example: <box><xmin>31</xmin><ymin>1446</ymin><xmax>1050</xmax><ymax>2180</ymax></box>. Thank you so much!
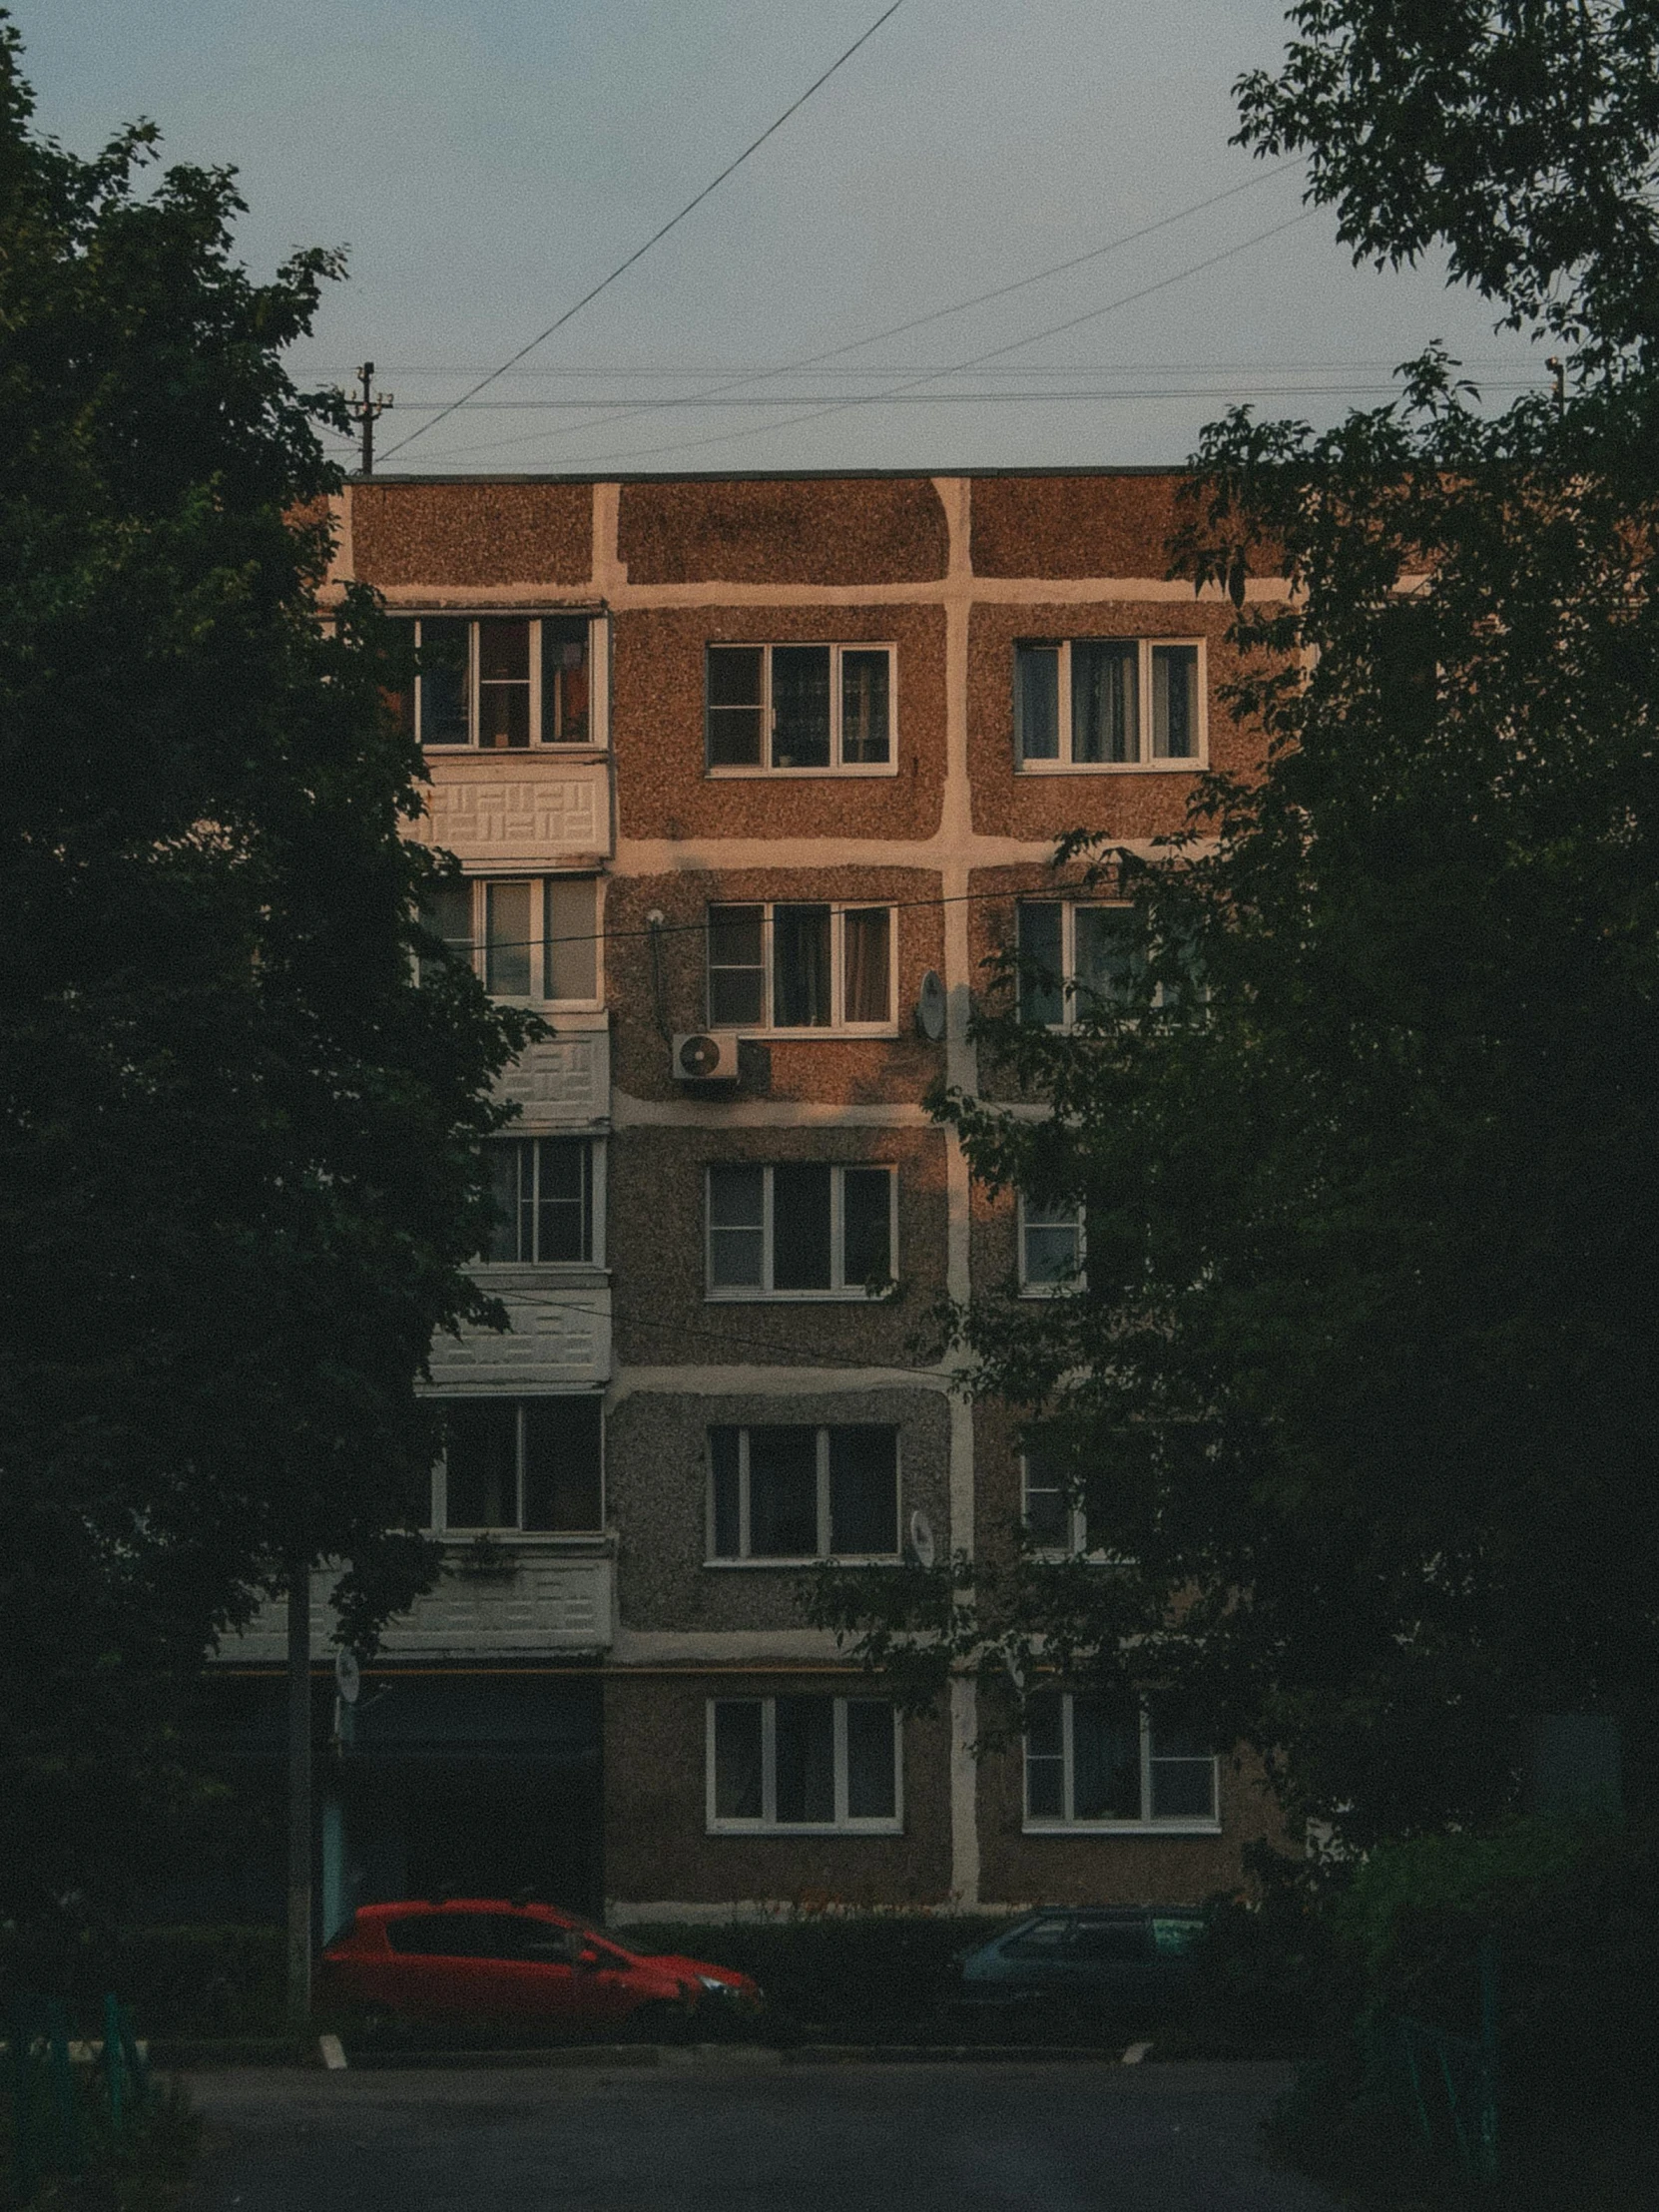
<box><xmin>1069</xmin><ymin>1918</ymin><xmax>1150</xmax><ymax>1962</ymax></box>
<box><xmin>1072</xmin><ymin>1693</ymin><xmax>1141</xmax><ymax>1820</ymax></box>
<box><xmin>534</xmin><ymin>1138</ymin><xmax>590</xmax><ymax>1264</ymax></box>
<box><xmin>542</xmin><ymin>616</ymin><xmax>590</xmax><ymax>743</ymax></box>
<box><xmin>521</xmin><ymin>1396</ymin><xmax>602</xmax><ymax>1531</ymax></box>
<box><xmin>841</xmin><ymin>907</ymin><xmax>890</xmax><ymax>1024</ymax></box>
<box><xmin>485</xmin><ymin>1139</ymin><xmax>525</xmax><ymax>1263</ymax></box>
<box><xmin>445</xmin><ymin>1400</ymin><xmax>518</xmax><ymax>1528</ymax></box>
<box><xmin>845</xmin><ymin>1702</ymin><xmax>896</xmax><ymax>1818</ymax></box>
<box><xmin>774</xmin><ymin>1697</ymin><xmax>835</xmax><ymax>1824</ymax></box>
<box><xmin>478</xmin><ymin>619</ymin><xmax>531</xmax><ymax>750</ymax></box>
<box><xmin>709</xmin><ymin>1166</ymin><xmax>765</xmax><ymax>1289</ymax></box>
<box><xmin>420</xmin><ymin>879</ymin><xmax>474</xmax><ymax>983</ymax></box>
<box><xmin>1025</xmin><ymin>1693</ymin><xmax>1065</xmax><ymax>1822</ymax></box>
<box><xmin>1015</xmin><ymin>645</ymin><xmax>1059</xmax><ymax>762</ymax></box>
<box><xmin>829</xmin><ymin>1427</ymin><xmax>897</xmax><ymax>1554</ymax></box>
<box><xmin>771</xmin><ymin>645</ymin><xmax>831</xmax><ymax>769</ymax></box>
<box><xmin>387</xmin><ymin>1913</ymin><xmax>499</xmax><ymax>1957</ymax></box>
<box><xmin>1151</xmin><ymin>645</ymin><xmax>1198</xmax><ymax>760</ymax></box>
<box><xmin>708</xmin><ymin>904</ymin><xmax>766</xmax><ymax>1026</ymax></box>
<box><xmin>1017</xmin><ymin>903</ymin><xmax>1064</xmax><ymax>1025</ymax></box>
<box><xmin>1074</xmin><ymin>906</ymin><xmax>1145</xmax><ymax>1012</ymax></box>
<box><xmin>713</xmin><ymin>1701</ymin><xmax>764</xmax><ymax>1820</ymax></box>
<box><xmin>419</xmin><ymin>619</ymin><xmax>470</xmax><ymax>746</ymax></box>
<box><xmin>484</xmin><ymin>880</ymin><xmax>533</xmax><ymax>996</ymax></box>
<box><xmin>1072</xmin><ymin>640</ymin><xmax>1139</xmax><ymax>763</ymax></box>
<box><xmin>774</xmin><ymin>904</ymin><xmax>831</xmax><ymax>1028</ymax></box>
<box><xmin>710</xmin><ymin>1428</ymin><xmax>741</xmax><ymax>1558</ymax></box>
<box><xmin>545</xmin><ymin>877</ymin><xmax>597</xmax><ymax>1001</ymax></box>
<box><xmin>747</xmin><ymin>1427</ymin><xmax>819</xmax><ymax>1557</ymax></box>
<box><xmin>1022</xmin><ymin>1200</ymin><xmax>1082</xmax><ymax>1288</ymax></box>
<box><xmin>772</xmin><ymin>1164</ymin><xmax>832</xmax><ymax>1290</ymax></box>
<box><xmin>707</xmin><ymin>647</ymin><xmax>764</xmax><ymax>767</ymax></box>
<box><xmin>840</xmin><ymin>650</ymin><xmax>890</xmax><ymax>764</ymax></box>
<box><xmin>1022</xmin><ymin>1446</ymin><xmax>1069</xmax><ymax>1547</ymax></box>
<box><xmin>841</xmin><ymin>1168</ymin><xmax>891</xmax><ymax>1287</ymax></box>
<box><xmin>1005</xmin><ymin>1915</ymin><xmax>1071</xmax><ymax>1955</ymax></box>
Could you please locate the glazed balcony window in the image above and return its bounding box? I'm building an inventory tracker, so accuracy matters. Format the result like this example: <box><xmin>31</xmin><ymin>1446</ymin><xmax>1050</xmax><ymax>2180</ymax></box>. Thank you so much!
<box><xmin>1014</xmin><ymin>639</ymin><xmax>1203</xmax><ymax>770</ymax></box>
<box><xmin>707</xmin><ymin>1163</ymin><xmax>893</xmax><ymax>1298</ymax></box>
<box><xmin>428</xmin><ymin>1396</ymin><xmax>603</xmax><ymax>1534</ymax></box>
<box><xmin>709</xmin><ymin>1697</ymin><xmax>900</xmax><ymax>1832</ymax></box>
<box><xmin>483</xmin><ymin>1138</ymin><xmax>597</xmax><ymax>1266</ymax></box>
<box><xmin>419</xmin><ymin>875</ymin><xmax>599</xmax><ymax>1004</ymax></box>
<box><xmin>705</xmin><ymin>644</ymin><xmax>893</xmax><ymax>773</ymax></box>
<box><xmin>399</xmin><ymin>615</ymin><xmax>602</xmax><ymax>749</ymax></box>
<box><xmin>706</xmin><ymin>902</ymin><xmax>894</xmax><ymax>1032</ymax></box>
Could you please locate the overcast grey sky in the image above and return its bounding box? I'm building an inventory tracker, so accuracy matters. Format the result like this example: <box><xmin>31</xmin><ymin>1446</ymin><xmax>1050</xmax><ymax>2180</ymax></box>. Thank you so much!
<box><xmin>24</xmin><ymin>0</ymin><xmax>1545</xmax><ymax>475</ymax></box>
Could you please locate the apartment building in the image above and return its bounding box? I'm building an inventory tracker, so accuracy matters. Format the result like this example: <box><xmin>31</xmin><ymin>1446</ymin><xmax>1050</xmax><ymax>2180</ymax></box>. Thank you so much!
<box><xmin>213</xmin><ymin>468</ymin><xmax>1283</xmax><ymax>1933</ymax></box>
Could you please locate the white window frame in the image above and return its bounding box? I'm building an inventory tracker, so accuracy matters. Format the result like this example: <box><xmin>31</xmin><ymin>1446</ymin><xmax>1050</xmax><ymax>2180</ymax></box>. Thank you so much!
<box><xmin>1023</xmin><ymin>1694</ymin><xmax>1221</xmax><ymax>1835</ymax></box>
<box><xmin>1021</xmin><ymin>1450</ymin><xmax>1090</xmax><ymax>1555</ymax></box>
<box><xmin>706</xmin><ymin>1697</ymin><xmax>903</xmax><ymax>1834</ymax></box>
<box><xmin>705</xmin><ymin>1425</ymin><xmax>902</xmax><ymax>1564</ymax></box>
<box><xmin>1016</xmin><ymin>899</ymin><xmax>1143</xmax><ymax>1032</ymax></box>
<box><xmin>706</xmin><ymin>1164</ymin><xmax>895</xmax><ymax>1301</ymax></box>
<box><xmin>430</xmin><ymin>874</ymin><xmax>605</xmax><ymax>1008</ymax></box>
<box><xmin>705</xmin><ymin>643</ymin><xmax>898</xmax><ymax>777</ymax></box>
<box><xmin>1013</xmin><ymin>637</ymin><xmax>1206</xmax><ymax>773</ymax></box>
<box><xmin>428</xmin><ymin>1394</ymin><xmax>606</xmax><ymax>1538</ymax></box>
<box><xmin>411</xmin><ymin>613</ymin><xmax>609</xmax><ymax>750</ymax></box>
<box><xmin>479</xmin><ymin>1135</ymin><xmax>605</xmax><ymax>1271</ymax></box>
<box><xmin>1017</xmin><ymin>1193</ymin><xmax>1085</xmax><ymax>1297</ymax></box>
<box><xmin>706</xmin><ymin>901</ymin><xmax>898</xmax><ymax>1036</ymax></box>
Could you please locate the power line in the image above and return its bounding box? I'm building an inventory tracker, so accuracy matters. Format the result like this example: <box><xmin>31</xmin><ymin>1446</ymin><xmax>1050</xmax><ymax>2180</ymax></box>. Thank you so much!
<box><xmin>351</xmin><ymin>382</ymin><xmax>1534</xmax><ymax>412</ymax></box>
<box><xmin>397</xmin><ymin>163</ymin><xmax>1307</xmax><ymax>469</ymax></box>
<box><xmin>448</xmin><ymin>208</ymin><xmax>1317</xmax><ymax>472</ymax></box>
<box><xmin>378</xmin><ymin>0</ymin><xmax>912</xmax><ymax>464</ymax></box>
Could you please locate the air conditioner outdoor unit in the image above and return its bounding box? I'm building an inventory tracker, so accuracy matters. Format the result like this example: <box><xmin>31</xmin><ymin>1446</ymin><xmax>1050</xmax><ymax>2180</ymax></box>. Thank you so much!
<box><xmin>672</xmin><ymin>1031</ymin><xmax>741</xmax><ymax>1083</ymax></box>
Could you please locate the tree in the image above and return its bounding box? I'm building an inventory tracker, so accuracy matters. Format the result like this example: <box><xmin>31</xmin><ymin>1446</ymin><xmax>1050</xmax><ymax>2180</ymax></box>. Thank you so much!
<box><xmin>0</xmin><ymin>17</ymin><xmax>532</xmax><ymax>1916</ymax></box>
<box><xmin>814</xmin><ymin>2</ymin><xmax>1659</xmax><ymax>1849</ymax></box>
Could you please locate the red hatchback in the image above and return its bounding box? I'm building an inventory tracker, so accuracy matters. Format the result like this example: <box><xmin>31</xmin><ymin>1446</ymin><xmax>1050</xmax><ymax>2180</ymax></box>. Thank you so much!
<box><xmin>320</xmin><ymin>1901</ymin><xmax>762</xmax><ymax>2034</ymax></box>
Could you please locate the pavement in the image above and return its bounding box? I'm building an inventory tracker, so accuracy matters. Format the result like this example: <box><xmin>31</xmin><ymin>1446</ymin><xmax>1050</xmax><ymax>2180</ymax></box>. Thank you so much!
<box><xmin>184</xmin><ymin>2055</ymin><xmax>1341</xmax><ymax>2212</ymax></box>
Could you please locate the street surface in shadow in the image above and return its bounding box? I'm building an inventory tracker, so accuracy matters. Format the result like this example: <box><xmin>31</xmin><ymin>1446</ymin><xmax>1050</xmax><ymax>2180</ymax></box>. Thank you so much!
<box><xmin>185</xmin><ymin>2057</ymin><xmax>1339</xmax><ymax>2212</ymax></box>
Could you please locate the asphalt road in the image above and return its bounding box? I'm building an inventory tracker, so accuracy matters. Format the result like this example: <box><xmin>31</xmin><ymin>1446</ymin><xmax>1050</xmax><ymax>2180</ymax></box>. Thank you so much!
<box><xmin>185</xmin><ymin>2055</ymin><xmax>1340</xmax><ymax>2212</ymax></box>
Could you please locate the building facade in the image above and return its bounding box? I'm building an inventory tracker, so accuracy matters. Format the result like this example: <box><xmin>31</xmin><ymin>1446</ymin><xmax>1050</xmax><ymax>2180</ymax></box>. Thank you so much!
<box><xmin>219</xmin><ymin>469</ymin><xmax>1284</xmax><ymax>1930</ymax></box>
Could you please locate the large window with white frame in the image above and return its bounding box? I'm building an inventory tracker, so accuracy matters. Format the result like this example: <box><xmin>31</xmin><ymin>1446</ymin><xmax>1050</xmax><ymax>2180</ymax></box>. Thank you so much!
<box><xmin>708</xmin><ymin>1424</ymin><xmax>899</xmax><ymax>1561</ymax></box>
<box><xmin>707</xmin><ymin>902</ymin><xmax>894</xmax><ymax>1031</ymax></box>
<box><xmin>707</xmin><ymin>1164</ymin><xmax>893</xmax><ymax>1298</ymax></box>
<box><xmin>709</xmin><ymin>1696</ymin><xmax>901</xmax><ymax>1832</ymax></box>
<box><xmin>406</xmin><ymin>615</ymin><xmax>604</xmax><ymax>749</ymax></box>
<box><xmin>1018</xmin><ymin>1194</ymin><xmax>1084</xmax><ymax>1294</ymax></box>
<box><xmin>1016</xmin><ymin>901</ymin><xmax>1145</xmax><ymax>1027</ymax></box>
<box><xmin>428</xmin><ymin>1396</ymin><xmax>603</xmax><ymax>1534</ymax></box>
<box><xmin>419</xmin><ymin>875</ymin><xmax>600</xmax><ymax>1004</ymax></box>
<box><xmin>706</xmin><ymin>644</ymin><xmax>894</xmax><ymax>773</ymax></box>
<box><xmin>1024</xmin><ymin>1691</ymin><xmax>1219</xmax><ymax>1831</ymax></box>
<box><xmin>1022</xmin><ymin>1445</ymin><xmax>1099</xmax><ymax>1553</ymax></box>
<box><xmin>483</xmin><ymin>1137</ymin><xmax>599</xmax><ymax>1266</ymax></box>
<box><xmin>1014</xmin><ymin>638</ymin><xmax>1202</xmax><ymax>770</ymax></box>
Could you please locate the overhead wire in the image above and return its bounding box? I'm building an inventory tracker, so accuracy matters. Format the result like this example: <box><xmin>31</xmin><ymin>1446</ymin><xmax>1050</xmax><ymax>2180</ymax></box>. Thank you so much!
<box><xmin>378</xmin><ymin>0</ymin><xmax>912</xmax><ymax>464</ymax></box>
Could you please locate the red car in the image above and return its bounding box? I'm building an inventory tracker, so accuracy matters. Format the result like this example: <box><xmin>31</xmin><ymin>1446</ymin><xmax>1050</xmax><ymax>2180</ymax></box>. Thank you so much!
<box><xmin>319</xmin><ymin>1900</ymin><xmax>762</xmax><ymax>2034</ymax></box>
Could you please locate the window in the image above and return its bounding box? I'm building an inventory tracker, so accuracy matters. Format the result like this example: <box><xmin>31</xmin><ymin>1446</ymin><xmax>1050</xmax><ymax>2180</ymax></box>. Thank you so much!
<box><xmin>1018</xmin><ymin>1194</ymin><xmax>1084</xmax><ymax>1293</ymax></box>
<box><xmin>1024</xmin><ymin>1692</ymin><xmax>1219</xmax><ymax>1830</ymax></box>
<box><xmin>1014</xmin><ymin>639</ymin><xmax>1203</xmax><ymax>769</ymax></box>
<box><xmin>706</xmin><ymin>903</ymin><xmax>893</xmax><ymax>1031</ymax></box>
<box><xmin>1021</xmin><ymin>1446</ymin><xmax>1101</xmax><ymax>1553</ymax></box>
<box><xmin>706</xmin><ymin>644</ymin><xmax>894</xmax><ymax>772</ymax></box>
<box><xmin>1016</xmin><ymin>901</ymin><xmax>1145</xmax><ymax>1027</ymax></box>
<box><xmin>484</xmin><ymin>1138</ymin><xmax>597</xmax><ymax>1265</ymax></box>
<box><xmin>419</xmin><ymin>875</ymin><xmax>599</xmax><ymax>1003</ymax></box>
<box><xmin>431</xmin><ymin>1396</ymin><xmax>603</xmax><ymax>1533</ymax></box>
<box><xmin>407</xmin><ymin>615</ymin><xmax>603</xmax><ymax>748</ymax></box>
<box><xmin>707</xmin><ymin>1164</ymin><xmax>893</xmax><ymax>1298</ymax></box>
<box><xmin>708</xmin><ymin>1697</ymin><xmax>900</xmax><ymax>1831</ymax></box>
<box><xmin>708</xmin><ymin>1425</ymin><xmax>899</xmax><ymax>1561</ymax></box>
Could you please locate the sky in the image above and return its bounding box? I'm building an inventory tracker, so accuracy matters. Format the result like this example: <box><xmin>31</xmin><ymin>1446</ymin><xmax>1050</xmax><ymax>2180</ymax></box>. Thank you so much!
<box><xmin>22</xmin><ymin>0</ymin><xmax>1547</xmax><ymax>476</ymax></box>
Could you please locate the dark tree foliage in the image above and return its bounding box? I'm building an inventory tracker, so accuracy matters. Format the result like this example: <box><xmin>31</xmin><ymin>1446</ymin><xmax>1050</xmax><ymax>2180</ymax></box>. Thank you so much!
<box><xmin>813</xmin><ymin>4</ymin><xmax>1659</xmax><ymax>1848</ymax></box>
<box><xmin>0</xmin><ymin>19</ymin><xmax>531</xmax><ymax>1913</ymax></box>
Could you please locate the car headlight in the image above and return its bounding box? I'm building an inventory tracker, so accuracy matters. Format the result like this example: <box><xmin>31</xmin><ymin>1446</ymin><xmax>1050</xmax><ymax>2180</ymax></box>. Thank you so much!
<box><xmin>697</xmin><ymin>1974</ymin><xmax>736</xmax><ymax>1994</ymax></box>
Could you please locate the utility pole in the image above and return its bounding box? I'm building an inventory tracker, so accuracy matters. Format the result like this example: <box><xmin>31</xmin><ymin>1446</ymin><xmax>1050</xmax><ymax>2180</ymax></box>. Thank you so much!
<box><xmin>345</xmin><ymin>361</ymin><xmax>393</xmax><ymax>476</ymax></box>
<box><xmin>285</xmin><ymin>1561</ymin><xmax>312</xmax><ymax>2030</ymax></box>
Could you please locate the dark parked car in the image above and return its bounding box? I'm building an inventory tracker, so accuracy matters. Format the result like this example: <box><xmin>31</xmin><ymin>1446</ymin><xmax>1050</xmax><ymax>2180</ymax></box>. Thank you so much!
<box><xmin>320</xmin><ymin>1901</ymin><xmax>762</xmax><ymax>2033</ymax></box>
<box><xmin>953</xmin><ymin>1908</ymin><xmax>1205</xmax><ymax>2013</ymax></box>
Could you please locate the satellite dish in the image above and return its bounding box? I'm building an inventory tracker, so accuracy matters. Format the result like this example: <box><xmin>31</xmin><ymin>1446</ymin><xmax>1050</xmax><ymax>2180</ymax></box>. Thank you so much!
<box><xmin>908</xmin><ymin>1510</ymin><xmax>936</xmax><ymax>1568</ymax></box>
<box><xmin>915</xmin><ymin>970</ymin><xmax>946</xmax><ymax>1042</ymax></box>
<box><xmin>333</xmin><ymin>1648</ymin><xmax>361</xmax><ymax>1706</ymax></box>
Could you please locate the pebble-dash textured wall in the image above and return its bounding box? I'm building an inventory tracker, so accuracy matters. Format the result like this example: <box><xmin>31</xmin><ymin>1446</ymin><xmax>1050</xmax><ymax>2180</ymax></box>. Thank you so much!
<box><xmin>618</xmin><ymin>478</ymin><xmax>949</xmax><ymax>584</ymax></box>
<box><xmin>969</xmin><ymin>473</ymin><xmax>1186</xmax><ymax>578</ymax></box>
<box><xmin>351</xmin><ymin>481</ymin><xmax>594</xmax><ymax>588</ymax></box>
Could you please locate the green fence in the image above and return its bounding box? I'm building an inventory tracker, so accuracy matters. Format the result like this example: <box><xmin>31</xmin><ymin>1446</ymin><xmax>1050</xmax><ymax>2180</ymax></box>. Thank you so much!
<box><xmin>6</xmin><ymin>1991</ymin><xmax>152</xmax><ymax>2205</ymax></box>
<box><xmin>1364</xmin><ymin>1935</ymin><xmax>1499</xmax><ymax>2181</ymax></box>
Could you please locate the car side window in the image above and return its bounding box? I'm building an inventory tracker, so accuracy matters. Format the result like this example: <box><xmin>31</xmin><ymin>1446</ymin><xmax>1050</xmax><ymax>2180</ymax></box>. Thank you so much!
<box><xmin>500</xmin><ymin>1918</ymin><xmax>580</xmax><ymax>1963</ymax></box>
<box><xmin>1067</xmin><ymin>1917</ymin><xmax>1151</xmax><ymax>1962</ymax></box>
<box><xmin>386</xmin><ymin>1913</ymin><xmax>502</xmax><ymax>1957</ymax></box>
<box><xmin>1151</xmin><ymin>1917</ymin><xmax>1204</xmax><ymax>1955</ymax></box>
<box><xmin>1002</xmin><ymin>1916</ymin><xmax>1072</xmax><ymax>1957</ymax></box>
